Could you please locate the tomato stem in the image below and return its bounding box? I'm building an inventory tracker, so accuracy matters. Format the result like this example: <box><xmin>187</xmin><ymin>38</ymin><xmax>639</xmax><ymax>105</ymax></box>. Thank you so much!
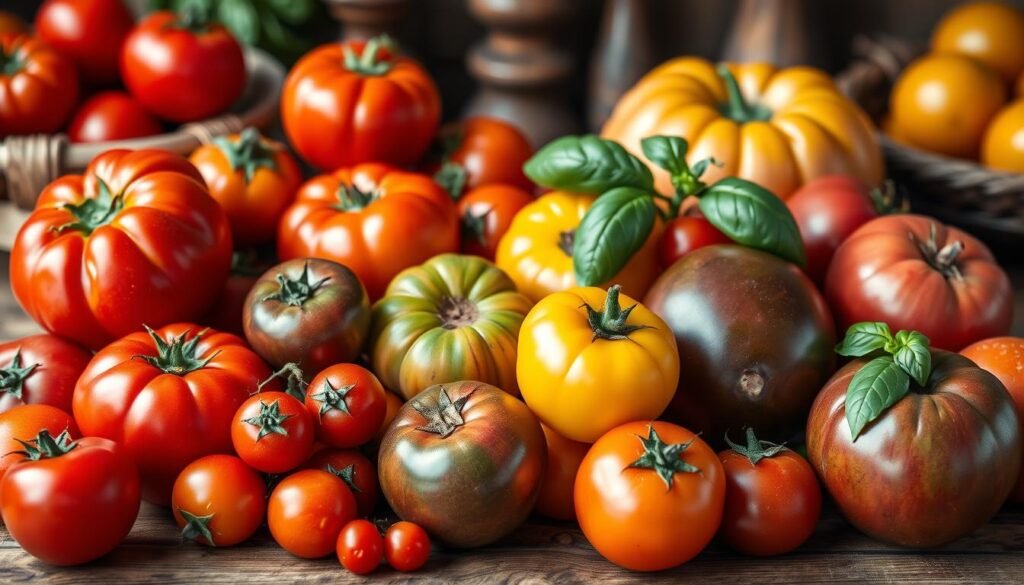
<box><xmin>179</xmin><ymin>509</ymin><xmax>216</xmax><ymax>546</ymax></box>
<box><xmin>260</xmin><ymin>262</ymin><xmax>331</xmax><ymax>307</ymax></box>
<box><xmin>311</xmin><ymin>379</ymin><xmax>355</xmax><ymax>416</ymax></box>
<box><xmin>53</xmin><ymin>179</ymin><xmax>124</xmax><ymax>236</ymax></box>
<box><xmin>724</xmin><ymin>427</ymin><xmax>787</xmax><ymax>466</ymax></box>
<box><xmin>434</xmin><ymin>162</ymin><xmax>468</xmax><ymax>201</ymax></box>
<box><xmin>12</xmin><ymin>429</ymin><xmax>77</xmax><ymax>461</ymax></box>
<box><xmin>0</xmin><ymin>349</ymin><xmax>39</xmax><ymax>400</ymax></box>
<box><xmin>243</xmin><ymin>399</ymin><xmax>294</xmax><ymax>440</ymax></box>
<box><xmin>259</xmin><ymin>363</ymin><xmax>309</xmax><ymax>402</ymax></box>
<box><xmin>325</xmin><ymin>463</ymin><xmax>363</xmax><ymax>493</ymax></box>
<box><xmin>911</xmin><ymin>223</ymin><xmax>964</xmax><ymax>281</ymax></box>
<box><xmin>411</xmin><ymin>385</ymin><xmax>472</xmax><ymax>438</ymax></box>
<box><xmin>627</xmin><ymin>425</ymin><xmax>700</xmax><ymax>489</ymax></box>
<box><xmin>582</xmin><ymin>285</ymin><xmax>651</xmax><ymax>341</ymax></box>
<box><xmin>137</xmin><ymin>326</ymin><xmax>217</xmax><ymax>375</ymax></box>
<box><xmin>213</xmin><ymin>128</ymin><xmax>279</xmax><ymax>184</ymax></box>
<box><xmin>717</xmin><ymin>65</ymin><xmax>772</xmax><ymax>123</ymax></box>
<box><xmin>0</xmin><ymin>42</ymin><xmax>24</xmax><ymax>76</ymax></box>
<box><xmin>557</xmin><ymin>230</ymin><xmax>575</xmax><ymax>257</ymax></box>
<box><xmin>461</xmin><ymin>207</ymin><xmax>491</xmax><ymax>245</ymax></box>
<box><xmin>175</xmin><ymin>3</ymin><xmax>211</xmax><ymax>33</ymax></box>
<box><xmin>342</xmin><ymin>34</ymin><xmax>397</xmax><ymax>76</ymax></box>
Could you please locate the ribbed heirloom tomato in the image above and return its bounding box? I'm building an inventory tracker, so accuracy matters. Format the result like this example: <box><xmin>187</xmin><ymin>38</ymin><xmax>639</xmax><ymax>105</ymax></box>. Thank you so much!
<box><xmin>34</xmin><ymin>0</ymin><xmax>134</xmax><ymax>86</ymax></box>
<box><xmin>282</xmin><ymin>35</ymin><xmax>440</xmax><ymax>170</ymax></box>
<box><xmin>0</xmin><ymin>334</ymin><xmax>92</xmax><ymax>414</ymax></box>
<box><xmin>73</xmin><ymin>324</ymin><xmax>275</xmax><ymax>504</ymax></box>
<box><xmin>172</xmin><ymin>454</ymin><xmax>266</xmax><ymax>547</ymax></box>
<box><xmin>278</xmin><ymin>163</ymin><xmax>459</xmax><ymax>300</ymax></box>
<box><xmin>0</xmin><ymin>33</ymin><xmax>78</xmax><ymax>136</ymax></box>
<box><xmin>67</xmin><ymin>91</ymin><xmax>163</xmax><ymax>143</ymax></box>
<box><xmin>11</xmin><ymin>149</ymin><xmax>233</xmax><ymax>350</ymax></box>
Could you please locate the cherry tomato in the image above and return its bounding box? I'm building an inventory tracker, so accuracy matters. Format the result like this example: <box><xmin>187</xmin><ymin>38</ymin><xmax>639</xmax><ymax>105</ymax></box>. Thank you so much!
<box><xmin>337</xmin><ymin>519</ymin><xmax>384</xmax><ymax>575</ymax></box>
<box><xmin>385</xmin><ymin>521</ymin><xmax>431</xmax><ymax>572</ymax></box>
<box><xmin>268</xmin><ymin>469</ymin><xmax>357</xmax><ymax>559</ymax></box>
<box><xmin>303</xmin><ymin>448</ymin><xmax>379</xmax><ymax>517</ymax></box>
<box><xmin>35</xmin><ymin>0</ymin><xmax>134</xmax><ymax>86</ymax></box>
<box><xmin>433</xmin><ymin>117</ymin><xmax>535</xmax><ymax>195</ymax></box>
<box><xmin>0</xmin><ymin>334</ymin><xmax>92</xmax><ymax>414</ymax></box>
<box><xmin>366</xmin><ymin>390</ymin><xmax>404</xmax><ymax>457</ymax></box>
<box><xmin>67</xmin><ymin>91</ymin><xmax>163</xmax><ymax>143</ymax></box>
<box><xmin>718</xmin><ymin>428</ymin><xmax>822</xmax><ymax>556</ymax></box>
<box><xmin>0</xmin><ymin>404</ymin><xmax>79</xmax><ymax>486</ymax></box>
<box><xmin>172</xmin><ymin>454</ymin><xmax>266</xmax><ymax>547</ymax></box>
<box><xmin>659</xmin><ymin>214</ymin><xmax>730</xmax><ymax>268</ymax></box>
<box><xmin>457</xmin><ymin>184</ymin><xmax>534</xmax><ymax>261</ymax></box>
<box><xmin>535</xmin><ymin>423</ymin><xmax>589</xmax><ymax>521</ymax></box>
<box><xmin>231</xmin><ymin>391</ymin><xmax>315</xmax><ymax>474</ymax></box>
<box><xmin>304</xmin><ymin>364</ymin><xmax>386</xmax><ymax>449</ymax></box>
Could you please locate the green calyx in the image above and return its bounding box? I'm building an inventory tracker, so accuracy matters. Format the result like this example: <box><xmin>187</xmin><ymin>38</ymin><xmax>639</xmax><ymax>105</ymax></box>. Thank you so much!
<box><xmin>582</xmin><ymin>285</ymin><xmax>650</xmax><ymax>341</ymax></box>
<box><xmin>461</xmin><ymin>207</ymin><xmax>491</xmax><ymax>246</ymax></box>
<box><xmin>261</xmin><ymin>263</ymin><xmax>330</xmax><ymax>307</ymax></box>
<box><xmin>137</xmin><ymin>326</ymin><xmax>217</xmax><ymax>375</ymax></box>
<box><xmin>213</xmin><ymin>128</ymin><xmax>279</xmax><ymax>184</ymax></box>
<box><xmin>435</xmin><ymin>162</ymin><xmax>468</xmax><ymax>201</ymax></box>
<box><xmin>243</xmin><ymin>399</ymin><xmax>294</xmax><ymax>441</ymax></box>
<box><xmin>311</xmin><ymin>379</ymin><xmax>354</xmax><ymax>416</ymax></box>
<box><xmin>174</xmin><ymin>3</ymin><xmax>212</xmax><ymax>33</ymax></box>
<box><xmin>716</xmin><ymin>65</ymin><xmax>772</xmax><ymax>123</ymax></box>
<box><xmin>0</xmin><ymin>349</ymin><xmax>40</xmax><ymax>400</ymax></box>
<box><xmin>412</xmin><ymin>385</ymin><xmax>473</xmax><ymax>439</ymax></box>
<box><xmin>0</xmin><ymin>42</ymin><xmax>24</xmax><ymax>77</ymax></box>
<box><xmin>13</xmin><ymin>429</ymin><xmax>77</xmax><ymax>461</ymax></box>
<box><xmin>725</xmin><ymin>427</ymin><xmax>786</xmax><ymax>466</ymax></box>
<box><xmin>334</xmin><ymin>184</ymin><xmax>379</xmax><ymax>212</ymax></box>
<box><xmin>557</xmin><ymin>230</ymin><xmax>575</xmax><ymax>257</ymax></box>
<box><xmin>342</xmin><ymin>34</ymin><xmax>397</xmax><ymax>76</ymax></box>
<box><xmin>628</xmin><ymin>425</ymin><xmax>701</xmax><ymax>489</ymax></box>
<box><xmin>179</xmin><ymin>509</ymin><xmax>216</xmax><ymax>546</ymax></box>
<box><xmin>325</xmin><ymin>464</ymin><xmax>362</xmax><ymax>493</ymax></box>
<box><xmin>259</xmin><ymin>363</ymin><xmax>308</xmax><ymax>402</ymax></box>
<box><xmin>54</xmin><ymin>179</ymin><xmax>124</xmax><ymax>236</ymax></box>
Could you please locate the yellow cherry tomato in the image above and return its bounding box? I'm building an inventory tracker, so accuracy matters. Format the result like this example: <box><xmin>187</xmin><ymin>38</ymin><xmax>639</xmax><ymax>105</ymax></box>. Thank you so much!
<box><xmin>495</xmin><ymin>191</ymin><xmax>660</xmax><ymax>303</ymax></box>
<box><xmin>517</xmin><ymin>285</ymin><xmax>679</xmax><ymax>443</ymax></box>
<box><xmin>931</xmin><ymin>1</ymin><xmax>1024</xmax><ymax>86</ymax></box>
<box><xmin>982</xmin><ymin>100</ymin><xmax>1024</xmax><ymax>172</ymax></box>
<box><xmin>889</xmin><ymin>54</ymin><xmax>1006</xmax><ymax>159</ymax></box>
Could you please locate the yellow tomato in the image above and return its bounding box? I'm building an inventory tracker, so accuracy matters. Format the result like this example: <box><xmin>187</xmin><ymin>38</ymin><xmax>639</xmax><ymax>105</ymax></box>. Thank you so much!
<box><xmin>889</xmin><ymin>54</ymin><xmax>1006</xmax><ymax>159</ymax></box>
<box><xmin>495</xmin><ymin>191</ymin><xmax>660</xmax><ymax>303</ymax></box>
<box><xmin>517</xmin><ymin>285</ymin><xmax>679</xmax><ymax>443</ymax></box>
<box><xmin>982</xmin><ymin>100</ymin><xmax>1024</xmax><ymax>172</ymax></box>
<box><xmin>931</xmin><ymin>1</ymin><xmax>1024</xmax><ymax>85</ymax></box>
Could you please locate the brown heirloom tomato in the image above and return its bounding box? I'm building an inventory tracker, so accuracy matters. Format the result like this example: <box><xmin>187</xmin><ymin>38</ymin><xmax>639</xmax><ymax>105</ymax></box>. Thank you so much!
<box><xmin>826</xmin><ymin>215</ymin><xmax>1012</xmax><ymax>351</ymax></box>
<box><xmin>0</xmin><ymin>334</ymin><xmax>92</xmax><ymax>414</ymax></box>
<box><xmin>11</xmin><ymin>149</ymin><xmax>232</xmax><ymax>350</ymax></box>
<box><xmin>645</xmin><ymin>245</ymin><xmax>836</xmax><ymax>442</ymax></box>
<box><xmin>281</xmin><ymin>35</ymin><xmax>440</xmax><ymax>170</ymax></box>
<box><xmin>0</xmin><ymin>33</ymin><xmax>78</xmax><ymax>136</ymax></box>
<box><xmin>172</xmin><ymin>454</ymin><xmax>266</xmax><ymax>547</ymax></box>
<box><xmin>378</xmin><ymin>381</ymin><xmax>546</xmax><ymax>548</ymax></box>
<box><xmin>434</xmin><ymin>117</ymin><xmax>535</xmax><ymax>194</ymax></box>
<box><xmin>457</xmin><ymin>185</ymin><xmax>534</xmax><ymax>261</ymax></box>
<box><xmin>807</xmin><ymin>351</ymin><xmax>1021</xmax><ymax>548</ymax></box>
<box><xmin>370</xmin><ymin>254</ymin><xmax>532</xmax><ymax>400</ymax></box>
<box><xmin>244</xmin><ymin>259</ymin><xmax>370</xmax><ymax>375</ymax></box>
<box><xmin>278</xmin><ymin>163</ymin><xmax>459</xmax><ymax>301</ymax></box>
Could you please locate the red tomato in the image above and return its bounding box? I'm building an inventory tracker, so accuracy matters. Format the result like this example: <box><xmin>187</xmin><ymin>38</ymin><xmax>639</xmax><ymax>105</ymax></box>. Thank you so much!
<box><xmin>277</xmin><ymin>163</ymin><xmax>459</xmax><ymax>300</ymax></box>
<box><xmin>171</xmin><ymin>454</ymin><xmax>266</xmax><ymax>547</ymax></box>
<box><xmin>268</xmin><ymin>469</ymin><xmax>358</xmax><ymax>559</ymax></box>
<box><xmin>10</xmin><ymin>149</ymin><xmax>233</xmax><ymax>350</ymax></box>
<box><xmin>121</xmin><ymin>10</ymin><xmax>246</xmax><ymax>123</ymax></box>
<box><xmin>384</xmin><ymin>521</ymin><xmax>431</xmax><ymax>572</ymax></box>
<box><xmin>303</xmin><ymin>448</ymin><xmax>379</xmax><ymax>518</ymax></box>
<box><xmin>281</xmin><ymin>35</ymin><xmax>440</xmax><ymax>170</ymax></box>
<box><xmin>0</xmin><ymin>432</ymin><xmax>140</xmax><ymax>565</ymax></box>
<box><xmin>435</xmin><ymin>117</ymin><xmax>535</xmax><ymax>194</ymax></box>
<box><xmin>0</xmin><ymin>33</ymin><xmax>78</xmax><ymax>136</ymax></box>
<box><xmin>67</xmin><ymin>91</ymin><xmax>163</xmax><ymax>143</ymax></box>
<box><xmin>535</xmin><ymin>423</ymin><xmax>589</xmax><ymax>521</ymax></box>
<box><xmin>232</xmin><ymin>391</ymin><xmax>315</xmax><ymax>474</ymax></box>
<box><xmin>0</xmin><ymin>404</ymin><xmax>79</xmax><ymax>485</ymax></box>
<box><xmin>457</xmin><ymin>184</ymin><xmax>535</xmax><ymax>260</ymax></box>
<box><xmin>786</xmin><ymin>175</ymin><xmax>882</xmax><ymax>285</ymax></box>
<box><xmin>0</xmin><ymin>334</ymin><xmax>92</xmax><ymax>414</ymax></box>
<box><xmin>366</xmin><ymin>390</ymin><xmax>404</xmax><ymax>457</ymax></box>
<box><xmin>202</xmin><ymin>251</ymin><xmax>269</xmax><ymax>337</ymax></box>
<box><xmin>659</xmin><ymin>214</ymin><xmax>730</xmax><ymax>268</ymax></box>
<box><xmin>718</xmin><ymin>428</ymin><xmax>821</xmax><ymax>556</ymax></box>
<box><xmin>337</xmin><ymin>519</ymin><xmax>384</xmax><ymax>575</ymax></box>
<box><xmin>826</xmin><ymin>215</ymin><xmax>1012</xmax><ymax>350</ymax></box>
<box><xmin>73</xmin><ymin>324</ymin><xmax>274</xmax><ymax>504</ymax></box>
<box><xmin>305</xmin><ymin>364</ymin><xmax>387</xmax><ymax>449</ymax></box>
<box><xmin>34</xmin><ymin>0</ymin><xmax>133</xmax><ymax>86</ymax></box>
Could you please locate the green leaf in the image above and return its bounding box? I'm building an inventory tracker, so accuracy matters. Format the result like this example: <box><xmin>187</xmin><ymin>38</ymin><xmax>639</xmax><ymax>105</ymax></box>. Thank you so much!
<box><xmin>698</xmin><ymin>177</ymin><xmax>807</xmax><ymax>266</ymax></box>
<box><xmin>217</xmin><ymin>0</ymin><xmax>260</xmax><ymax>44</ymax></box>
<box><xmin>892</xmin><ymin>330</ymin><xmax>932</xmax><ymax>386</ymax></box>
<box><xmin>572</xmin><ymin>188</ymin><xmax>656</xmax><ymax>286</ymax></box>
<box><xmin>524</xmin><ymin>135</ymin><xmax>653</xmax><ymax>195</ymax></box>
<box><xmin>265</xmin><ymin>0</ymin><xmax>314</xmax><ymax>24</ymax></box>
<box><xmin>836</xmin><ymin>322</ymin><xmax>893</xmax><ymax>357</ymax></box>
<box><xmin>845</xmin><ymin>356</ymin><xmax>910</xmax><ymax>440</ymax></box>
<box><xmin>641</xmin><ymin>136</ymin><xmax>689</xmax><ymax>177</ymax></box>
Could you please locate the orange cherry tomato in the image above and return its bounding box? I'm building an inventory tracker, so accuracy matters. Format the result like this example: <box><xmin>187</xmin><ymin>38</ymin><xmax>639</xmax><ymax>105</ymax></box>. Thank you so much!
<box><xmin>981</xmin><ymin>100</ymin><xmax>1024</xmax><ymax>172</ymax></box>
<box><xmin>931</xmin><ymin>1</ymin><xmax>1024</xmax><ymax>85</ymax></box>
<box><xmin>267</xmin><ymin>469</ymin><xmax>358</xmax><ymax>559</ymax></box>
<box><xmin>535</xmin><ymin>423</ymin><xmax>589</xmax><ymax>521</ymax></box>
<box><xmin>457</xmin><ymin>184</ymin><xmax>534</xmax><ymax>261</ymax></box>
<box><xmin>303</xmin><ymin>448</ymin><xmax>379</xmax><ymax>518</ymax></box>
<box><xmin>437</xmin><ymin>117</ymin><xmax>534</xmax><ymax>194</ymax></box>
<box><xmin>304</xmin><ymin>364</ymin><xmax>387</xmax><ymax>449</ymax></box>
<box><xmin>231</xmin><ymin>391</ymin><xmax>315</xmax><ymax>474</ymax></box>
<box><xmin>889</xmin><ymin>54</ymin><xmax>1006</xmax><ymax>159</ymax></box>
<box><xmin>171</xmin><ymin>454</ymin><xmax>266</xmax><ymax>547</ymax></box>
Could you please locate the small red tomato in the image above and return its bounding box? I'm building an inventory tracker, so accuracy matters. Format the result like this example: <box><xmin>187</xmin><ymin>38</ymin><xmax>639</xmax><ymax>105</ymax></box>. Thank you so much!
<box><xmin>305</xmin><ymin>364</ymin><xmax>387</xmax><ymax>449</ymax></box>
<box><xmin>231</xmin><ymin>391</ymin><xmax>315</xmax><ymax>474</ymax></box>
<box><xmin>0</xmin><ymin>334</ymin><xmax>92</xmax><ymax>414</ymax></box>
<box><xmin>68</xmin><ymin>91</ymin><xmax>163</xmax><ymax>143</ymax></box>
<box><xmin>457</xmin><ymin>184</ymin><xmax>535</xmax><ymax>260</ymax></box>
<box><xmin>202</xmin><ymin>251</ymin><xmax>270</xmax><ymax>337</ymax></box>
<box><xmin>718</xmin><ymin>428</ymin><xmax>822</xmax><ymax>556</ymax></box>
<box><xmin>34</xmin><ymin>0</ymin><xmax>134</xmax><ymax>86</ymax></box>
<box><xmin>385</xmin><ymin>521</ymin><xmax>431</xmax><ymax>572</ymax></box>
<box><xmin>303</xmin><ymin>449</ymin><xmax>379</xmax><ymax>518</ymax></box>
<box><xmin>0</xmin><ymin>404</ymin><xmax>80</xmax><ymax>485</ymax></box>
<box><xmin>172</xmin><ymin>454</ymin><xmax>267</xmax><ymax>547</ymax></box>
<box><xmin>337</xmin><ymin>519</ymin><xmax>384</xmax><ymax>575</ymax></box>
<box><xmin>659</xmin><ymin>215</ymin><xmax>730</xmax><ymax>268</ymax></box>
<box><xmin>435</xmin><ymin>117</ymin><xmax>535</xmax><ymax>194</ymax></box>
<box><xmin>268</xmin><ymin>469</ymin><xmax>357</xmax><ymax>559</ymax></box>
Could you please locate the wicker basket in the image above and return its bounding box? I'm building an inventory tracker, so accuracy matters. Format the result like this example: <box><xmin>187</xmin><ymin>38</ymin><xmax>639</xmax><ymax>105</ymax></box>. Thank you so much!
<box><xmin>0</xmin><ymin>47</ymin><xmax>286</xmax><ymax>250</ymax></box>
<box><xmin>836</xmin><ymin>36</ymin><xmax>1024</xmax><ymax>247</ymax></box>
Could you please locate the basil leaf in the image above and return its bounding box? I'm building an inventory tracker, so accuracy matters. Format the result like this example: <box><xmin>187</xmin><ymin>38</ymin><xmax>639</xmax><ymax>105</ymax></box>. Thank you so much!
<box><xmin>217</xmin><ymin>0</ymin><xmax>260</xmax><ymax>44</ymax></box>
<box><xmin>573</xmin><ymin>188</ymin><xmax>656</xmax><ymax>286</ymax></box>
<box><xmin>835</xmin><ymin>322</ymin><xmax>894</xmax><ymax>357</ymax></box>
<box><xmin>892</xmin><ymin>330</ymin><xmax>932</xmax><ymax>386</ymax></box>
<box><xmin>641</xmin><ymin>136</ymin><xmax>689</xmax><ymax>177</ymax></box>
<box><xmin>524</xmin><ymin>135</ymin><xmax>654</xmax><ymax>194</ymax></box>
<box><xmin>699</xmin><ymin>177</ymin><xmax>807</xmax><ymax>266</ymax></box>
<box><xmin>845</xmin><ymin>356</ymin><xmax>910</xmax><ymax>440</ymax></box>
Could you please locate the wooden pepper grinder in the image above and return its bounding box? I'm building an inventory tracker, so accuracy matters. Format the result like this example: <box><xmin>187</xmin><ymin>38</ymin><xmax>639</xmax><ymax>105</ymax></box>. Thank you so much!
<box><xmin>720</xmin><ymin>0</ymin><xmax>810</xmax><ymax>67</ymax></box>
<box><xmin>322</xmin><ymin>0</ymin><xmax>409</xmax><ymax>41</ymax></box>
<box><xmin>464</xmin><ymin>0</ymin><xmax>579</xmax><ymax>148</ymax></box>
<box><xmin>588</xmin><ymin>0</ymin><xmax>656</xmax><ymax>132</ymax></box>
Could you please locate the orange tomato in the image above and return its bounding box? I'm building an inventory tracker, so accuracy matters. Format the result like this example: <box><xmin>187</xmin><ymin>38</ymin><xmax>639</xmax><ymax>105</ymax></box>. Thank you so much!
<box><xmin>981</xmin><ymin>100</ymin><xmax>1024</xmax><ymax>172</ymax></box>
<box><xmin>931</xmin><ymin>1</ymin><xmax>1024</xmax><ymax>85</ymax></box>
<box><xmin>171</xmin><ymin>454</ymin><xmax>266</xmax><ymax>547</ymax></box>
<box><xmin>457</xmin><ymin>184</ymin><xmax>534</xmax><ymax>261</ymax></box>
<box><xmin>535</xmin><ymin>424</ymin><xmax>589</xmax><ymax>521</ymax></box>
<box><xmin>439</xmin><ymin>117</ymin><xmax>534</xmax><ymax>193</ymax></box>
<box><xmin>267</xmin><ymin>469</ymin><xmax>358</xmax><ymax>559</ymax></box>
<box><xmin>889</xmin><ymin>54</ymin><xmax>1006</xmax><ymax>159</ymax></box>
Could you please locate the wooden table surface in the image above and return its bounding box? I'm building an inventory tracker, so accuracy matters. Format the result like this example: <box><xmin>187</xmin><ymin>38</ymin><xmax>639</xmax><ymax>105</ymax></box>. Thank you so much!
<box><xmin>1</xmin><ymin>252</ymin><xmax>1023</xmax><ymax>584</ymax></box>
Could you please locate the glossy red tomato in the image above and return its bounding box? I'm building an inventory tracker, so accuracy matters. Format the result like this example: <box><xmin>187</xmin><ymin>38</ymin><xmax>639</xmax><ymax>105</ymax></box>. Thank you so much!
<box><xmin>659</xmin><ymin>214</ymin><xmax>730</xmax><ymax>268</ymax></box>
<box><xmin>385</xmin><ymin>521</ymin><xmax>431</xmax><ymax>572</ymax></box>
<box><xmin>73</xmin><ymin>323</ymin><xmax>275</xmax><ymax>504</ymax></box>
<box><xmin>337</xmin><ymin>519</ymin><xmax>384</xmax><ymax>575</ymax></box>
<box><xmin>0</xmin><ymin>33</ymin><xmax>78</xmax><ymax>136</ymax></box>
<box><xmin>0</xmin><ymin>334</ymin><xmax>92</xmax><ymax>414</ymax></box>
<box><xmin>1</xmin><ymin>432</ymin><xmax>140</xmax><ymax>565</ymax></box>
<box><xmin>11</xmin><ymin>149</ymin><xmax>233</xmax><ymax>350</ymax></box>
<box><xmin>68</xmin><ymin>91</ymin><xmax>163</xmax><ymax>143</ymax></box>
<box><xmin>232</xmin><ymin>391</ymin><xmax>315</xmax><ymax>474</ymax></box>
<box><xmin>303</xmin><ymin>448</ymin><xmax>379</xmax><ymax>518</ymax></box>
<box><xmin>457</xmin><ymin>184</ymin><xmax>534</xmax><ymax>260</ymax></box>
<box><xmin>0</xmin><ymin>404</ymin><xmax>79</xmax><ymax>486</ymax></box>
<box><xmin>268</xmin><ymin>469</ymin><xmax>358</xmax><ymax>559</ymax></box>
<box><xmin>121</xmin><ymin>10</ymin><xmax>246</xmax><ymax>122</ymax></box>
<box><xmin>718</xmin><ymin>428</ymin><xmax>821</xmax><ymax>556</ymax></box>
<box><xmin>434</xmin><ymin>117</ymin><xmax>535</xmax><ymax>194</ymax></box>
<box><xmin>202</xmin><ymin>251</ymin><xmax>269</xmax><ymax>337</ymax></box>
<box><xmin>172</xmin><ymin>454</ymin><xmax>266</xmax><ymax>547</ymax></box>
<box><xmin>305</xmin><ymin>364</ymin><xmax>387</xmax><ymax>449</ymax></box>
<box><xmin>35</xmin><ymin>0</ymin><xmax>134</xmax><ymax>86</ymax></box>
<box><xmin>786</xmin><ymin>175</ymin><xmax>882</xmax><ymax>285</ymax></box>
<box><xmin>826</xmin><ymin>215</ymin><xmax>1012</xmax><ymax>351</ymax></box>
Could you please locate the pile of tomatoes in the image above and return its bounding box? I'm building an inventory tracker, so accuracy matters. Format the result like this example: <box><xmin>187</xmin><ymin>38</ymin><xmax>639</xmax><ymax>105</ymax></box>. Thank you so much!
<box><xmin>1</xmin><ymin>2</ymin><xmax>1024</xmax><ymax>577</ymax></box>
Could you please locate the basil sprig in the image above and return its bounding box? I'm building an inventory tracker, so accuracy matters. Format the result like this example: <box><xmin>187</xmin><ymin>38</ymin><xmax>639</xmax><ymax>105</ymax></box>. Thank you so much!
<box><xmin>836</xmin><ymin>322</ymin><xmax>933</xmax><ymax>440</ymax></box>
<box><xmin>523</xmin><ymin>134</ymin><xmax>806</xmax><ymax>286</ymax></box>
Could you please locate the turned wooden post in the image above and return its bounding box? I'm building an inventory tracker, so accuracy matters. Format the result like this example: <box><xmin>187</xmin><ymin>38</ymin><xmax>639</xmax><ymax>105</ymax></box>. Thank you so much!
<box><xmin>322</xmin><ymin>0</ymin><xmax>409</xmax><ymax>41</ymax></box>
<box><xmin>720</xmin><ymin>0</ymin><xmax>810</xmax><ymax>66</ymax></box>
<box><xmin>588</xmin><ymin>0</ymin><xmax>656</xmax><ymax>132</ymax></box>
